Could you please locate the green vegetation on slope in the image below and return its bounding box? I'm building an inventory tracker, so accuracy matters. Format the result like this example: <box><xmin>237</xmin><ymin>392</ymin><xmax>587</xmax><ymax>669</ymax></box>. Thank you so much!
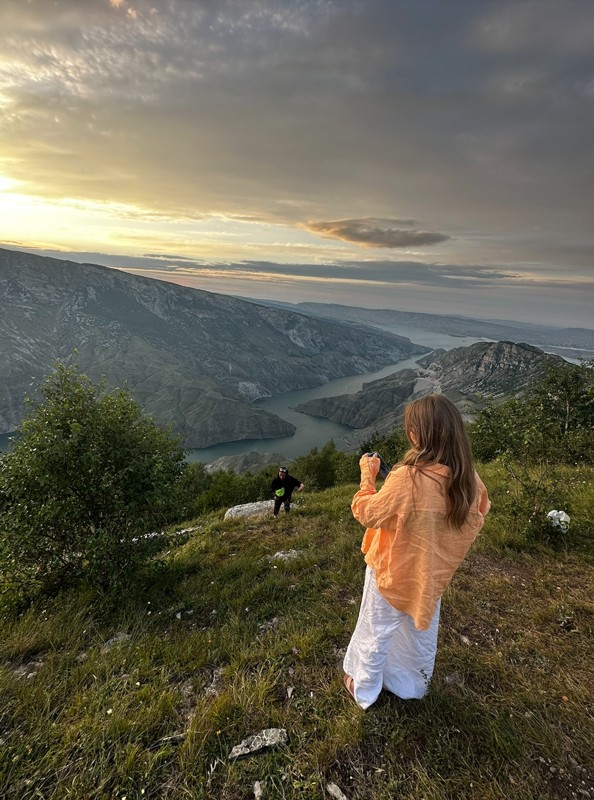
<box><xmin>0</xmin><ymin>359</ymin><xmax>593</xmax><ymax>798</ymax></box>
<box><xmin>1</xmin><ymin>469</ymin><xmax>593</xmax><ymax>800</ymax></box>
<box><xmin>0</xmin><ymin>364</ymin><xmax>185</xmax><ymax>604</ymax></box>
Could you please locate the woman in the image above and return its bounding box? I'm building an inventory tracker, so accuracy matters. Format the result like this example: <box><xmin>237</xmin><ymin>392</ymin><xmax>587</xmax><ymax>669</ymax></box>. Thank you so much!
<box><xmin>343</xmin><ymin>394</ymin><xmax>490</xmax><ymax>709</ymax></box>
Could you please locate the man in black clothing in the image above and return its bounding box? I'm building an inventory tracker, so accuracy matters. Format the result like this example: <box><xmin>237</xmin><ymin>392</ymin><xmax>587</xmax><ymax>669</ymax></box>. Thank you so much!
<box><xmin>271</xmin><ymin>466</ymin><xmax>304</xmax><ymax>516</ymax></box>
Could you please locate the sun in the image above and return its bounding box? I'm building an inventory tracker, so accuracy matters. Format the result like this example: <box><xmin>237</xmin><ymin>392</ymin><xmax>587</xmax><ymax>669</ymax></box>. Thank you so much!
<box><xmin>0</xmin><ymin>176</ymin><xmax>20</xmax><ymax>192</ymax></box>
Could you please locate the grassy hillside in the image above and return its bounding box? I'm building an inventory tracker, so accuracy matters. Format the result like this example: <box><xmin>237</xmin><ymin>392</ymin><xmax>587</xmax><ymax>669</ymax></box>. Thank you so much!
<box><xmin>1</xmin><ymin>464</ymin><xmax>593</xmax><ymax>800</ymax></box>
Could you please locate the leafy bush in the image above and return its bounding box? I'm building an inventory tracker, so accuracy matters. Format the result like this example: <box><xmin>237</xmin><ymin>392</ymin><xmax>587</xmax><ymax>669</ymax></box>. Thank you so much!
<box><xmin>190</xmin><ymin>468</ymin><xmax>272</xmax><ymax>515</ymax></box>
<box><xmin>497</xmin><ymin>457</ymin><xmax>573</xmax><ymax>545</ymax></box>
<box><xmin>468</xmin><ymin>361</ymin><xmax>594</xmax><ymax>542</ymax></box>
<box><xmin>0</xmin><ymin>363</ymin><xmax>185</xmax><ymax>603</ymax></box>
<box><xmin>174</xmin><ymin>460</ymin><xmax>213</xmax><ymax>518</ymax></box>
<box><xmin>469</xmin><ymin>361</ymin><xmax>594</xmax><ymax>464</ymax></box>
<box><xmin>292</xmin><ymin>441</ymin><xmax>339</xmax><ymax>491</ymax></box>
<box><xmin>175</xmin><ymin>463</ymin><xmax>278</xmax><ymax>517</ymax></box>
<box><xmin>333</xmin><ymin>450</ymin><xmax>360</xmax><ymax>484</ymax></box>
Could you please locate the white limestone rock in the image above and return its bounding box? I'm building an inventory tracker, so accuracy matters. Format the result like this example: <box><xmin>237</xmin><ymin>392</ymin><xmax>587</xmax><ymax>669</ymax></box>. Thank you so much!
<box><xmin>327</xmin><ymin>783</ymin><xmax>349</xmax><ymax>800</ymax></box>
<box><xmin>229</xmin><ymin>728</ymin><xmax>288</xmax><ymax>760</ymax></box>
<box><xmin>224</xmin><ymin>501</ymin><xmax>274</xmax><ymax>519</ymax></box>
<box><xmin>269</xmin><ymin>549</ymin><xmax>303</xmax><ymax>561</ymax></box>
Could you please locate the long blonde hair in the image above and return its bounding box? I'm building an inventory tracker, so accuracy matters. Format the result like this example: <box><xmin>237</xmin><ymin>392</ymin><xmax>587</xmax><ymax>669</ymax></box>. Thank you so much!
<box><xmin>401</xmin><ymin>394</ymin><xmax>476</xmax><ymax>529</ymax></box>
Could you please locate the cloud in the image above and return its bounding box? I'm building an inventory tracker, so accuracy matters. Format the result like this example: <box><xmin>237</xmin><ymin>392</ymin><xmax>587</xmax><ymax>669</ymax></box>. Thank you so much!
<box><xmin>1</xmin><ymin>2</ymin><xmax>592</xmax><ymax>237</ymax></box>
<box><xmin>6</xmin><ymin>241</ymin><xmax>593</xmax><ymax>327</ymax></box>
<box><xmin>472</xmin><ymin>0</ymin><xmax>594</xmax><ymax>56</ymax></box>
<box><xmin>142</xmin><ymin>252</ymin><xmax>201</xmax><ymax>261</ymax></box>
<box><xmin>11</xmin><ymin>244</ymin><xmax>513</xmax><ymax>289</ymax></box>
<box><xmin>305</xmin><ymin>218</ymin><xmax>450</xmax><ymax>249</ymax></box>
<box><xmin>0</xmin><ymin>0</ymin><xmax>593</xmax><ymax>307</ymax></box>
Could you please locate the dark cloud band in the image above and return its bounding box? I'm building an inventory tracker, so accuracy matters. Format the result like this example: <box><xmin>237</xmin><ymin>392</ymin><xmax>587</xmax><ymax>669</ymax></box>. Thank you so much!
<box><xmin>305</xmin><ymin>218</ymin><xmax>450</xmax><ymax>249</ymax></box>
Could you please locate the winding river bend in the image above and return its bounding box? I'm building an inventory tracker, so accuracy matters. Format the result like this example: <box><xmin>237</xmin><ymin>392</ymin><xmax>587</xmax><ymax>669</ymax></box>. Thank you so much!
<box><xmin>188</xmin><ymin>327</ymin><xmax>485</xmax><ymax>463</ymax></box>
<box><xmin>0</xmin><ymin>327</ymin><xmax>486</xmax><ymax>463</ymax></box>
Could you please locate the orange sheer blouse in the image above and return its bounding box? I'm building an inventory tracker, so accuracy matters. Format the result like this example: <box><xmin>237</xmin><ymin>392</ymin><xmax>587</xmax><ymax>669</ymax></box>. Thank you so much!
<box><xmin>352</xmin><ymin>460</ymin><xmax>490</xmax><ymax>630</ymax></box>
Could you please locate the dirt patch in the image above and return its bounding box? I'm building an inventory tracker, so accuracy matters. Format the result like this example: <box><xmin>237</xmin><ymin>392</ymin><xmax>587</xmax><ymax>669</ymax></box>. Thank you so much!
<box><xmin>463</xmin><ymin>551</ymin><xmax>537</xmax><ymax>583</ymax></box>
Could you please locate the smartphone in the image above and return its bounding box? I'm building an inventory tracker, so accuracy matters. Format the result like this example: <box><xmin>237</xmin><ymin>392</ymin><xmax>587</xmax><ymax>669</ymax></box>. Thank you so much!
<box><xmin>365</xmin><ymin>452</ymin><xmax>391</xmax><ymax>479</ymax></box>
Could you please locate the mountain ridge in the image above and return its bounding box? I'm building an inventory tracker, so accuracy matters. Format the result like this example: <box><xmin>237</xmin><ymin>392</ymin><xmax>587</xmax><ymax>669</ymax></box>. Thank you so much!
<box><xmin>0</xmin><ymin>248</ymin><xmax>427</xmax><ymax>446</ymax></box>
<box><xmin>246</xmin><ymin>300</ymin><xmax>594</xmax><ymax>359</ymax></box>
<box><xmin>295</xmin><ymin>340</ymin><xmax>563</xmax><ymax>441</ymax></box>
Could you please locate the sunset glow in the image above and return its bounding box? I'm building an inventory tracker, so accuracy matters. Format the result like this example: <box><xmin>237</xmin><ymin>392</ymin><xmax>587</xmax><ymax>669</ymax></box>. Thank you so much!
<box><xmin>0</xmin><ymin>0</ymin><xmax>592</xmax><ymax>326</ymax></box>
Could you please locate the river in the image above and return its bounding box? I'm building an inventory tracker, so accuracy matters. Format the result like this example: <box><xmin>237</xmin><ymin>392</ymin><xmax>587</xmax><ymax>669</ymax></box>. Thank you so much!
<box><xmin>0</xmin><ymin>327</ymin><xmax>486</xmax><ymax>462</ymax></box>
<box><xmin>187</xmin><ymin>327</ymin><xmax>486</xmax><ymax>463</ymax></box>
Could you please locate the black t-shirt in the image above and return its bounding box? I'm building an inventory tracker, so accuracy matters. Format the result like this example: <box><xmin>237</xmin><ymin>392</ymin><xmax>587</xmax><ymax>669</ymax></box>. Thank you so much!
<box><xmin>271</xmin><ymin>474</ymin><xmax>301</xmax><ymax>499</ymax></box>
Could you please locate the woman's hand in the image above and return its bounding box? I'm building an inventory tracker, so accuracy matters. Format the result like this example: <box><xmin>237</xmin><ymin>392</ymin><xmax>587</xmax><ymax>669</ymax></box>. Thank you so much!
<box><xmin>359</xmin><ymin>453</ymin><xmax>380</xmax><ymax>480</ymax></box>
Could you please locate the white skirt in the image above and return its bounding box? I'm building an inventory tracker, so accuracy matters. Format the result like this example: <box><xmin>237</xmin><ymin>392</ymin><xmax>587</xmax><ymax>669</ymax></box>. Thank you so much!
<box><xmin>343</xmin><ymin>566</ymin><xmax>440</xmax><ymax>709</ymax></box>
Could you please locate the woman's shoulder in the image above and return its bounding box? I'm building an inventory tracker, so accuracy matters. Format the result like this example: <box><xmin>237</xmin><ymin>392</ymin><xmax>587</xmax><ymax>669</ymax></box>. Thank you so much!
<box><xmin>389</xmin><ymin>464</ymin><xmax>413</xmax><ymax>479</ymax></box>
<box><xmin>389</xmin><ymin>463</ymin><xmax>445</xmax><ymax>485</ymax></box>
<box><xmin>473</xmin><ymin>468</ymin><xmax>488</xmax><ymax>488</ymax></box>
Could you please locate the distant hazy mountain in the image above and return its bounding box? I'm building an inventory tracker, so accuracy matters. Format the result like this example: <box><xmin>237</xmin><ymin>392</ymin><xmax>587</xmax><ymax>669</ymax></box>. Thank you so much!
<box><xmin>295</xmin><ymin>341</ymin><xmax>563</xmax><ymax>440</ymax></box>
<box><xmin>0</xmin><ymin>248</ymin><xmax>428</xmax><ymax>447</ymax></box>
<box><xmin>270</xmin><ymin>301</ymin><xmax>594</xmax><ymax>361</ymax></box>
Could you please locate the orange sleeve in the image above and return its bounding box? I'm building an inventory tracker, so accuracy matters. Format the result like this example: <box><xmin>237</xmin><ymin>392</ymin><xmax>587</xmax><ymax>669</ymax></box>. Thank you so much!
<box><xmin>475</xmin><ymin>474</ymin><xmax>491</xmax><ymax>516</ymax></box>
<box><xmin>351</xmin><ymin>468</ymin><xmax>404</xmax><ymax>532</ymax></box>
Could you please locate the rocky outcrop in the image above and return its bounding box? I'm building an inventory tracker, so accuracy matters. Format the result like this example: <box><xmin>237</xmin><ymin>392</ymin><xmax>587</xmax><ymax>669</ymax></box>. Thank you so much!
<box><xmin>224</xmin><ymin>501</ymin><xmax>274</xmax><ymax>519</ymax></box>
<box><xmin>296</xmin><ymin>341</ymin><xmax>563</xmax><ymax>438</ymax></box>
<box><xmin>0</xmin><ymin>248</ymin><xmax>428</xmax><ymax>446</ymax></box>
<box><xmin>434</xmin><ymin>340</ymin><xmax>559</xmax><ymax>398</ymax></box>
<box><xmin>296</xmin><ymin>371</ymin><xmax>418</xmax><ymax>428</ymax></box>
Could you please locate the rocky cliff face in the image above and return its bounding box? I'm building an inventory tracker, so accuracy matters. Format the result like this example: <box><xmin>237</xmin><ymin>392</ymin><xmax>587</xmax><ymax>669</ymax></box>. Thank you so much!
<box><xmin>425</xmin><ymin>340</ymin><xmax>560</xmax><ymax>398</ymax></box>
<box><xmin>0</xmin><ymin>248</ymin><xmax>428</xmax><ymax>447</ymax></box>
<box><xmin>295</xmin><ymin>341</ymin><xmax>563</xmax><ymax>440</ymax></box>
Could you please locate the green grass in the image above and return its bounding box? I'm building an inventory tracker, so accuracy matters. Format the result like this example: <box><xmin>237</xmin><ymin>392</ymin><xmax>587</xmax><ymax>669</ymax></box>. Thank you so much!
<box><xmin>1</xmin><ymin>465</ymin><xmax>593</xmax><ymax>799</ymax></box>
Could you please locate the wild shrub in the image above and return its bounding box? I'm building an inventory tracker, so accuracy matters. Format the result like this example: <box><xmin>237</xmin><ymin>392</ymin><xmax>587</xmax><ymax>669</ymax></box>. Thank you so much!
<box><xmin>469</xmin><ymin>361</ymin><xmax>594</xmax><ymax>464</ymax></box>
<box><xmin>333</xmin><ymin>450</ymin><xmax>360</xmax><ymax>484</ymax></box>
<box><xmin>292</xmin><ymin>441</ymin><xmax>339</xmax><ymax>490</ymax></box>
<box><xmin>0</xmin><ymin>363</ymin><xmax>185</xmax><ymax>605</ymax></box>
<box><xmin>174</xmin><ymin>460</ymin><xmax>213</xmax><ymax>518</ymax></box>
<box><xmin>468</xmin><ymin>361</ymin><xmax>594</xmax><ymax>542</ymax></box>
<box><xmin>190</xmin><ymin>468</ymin><xmax>272</xmax><ymax>515</ymax></box>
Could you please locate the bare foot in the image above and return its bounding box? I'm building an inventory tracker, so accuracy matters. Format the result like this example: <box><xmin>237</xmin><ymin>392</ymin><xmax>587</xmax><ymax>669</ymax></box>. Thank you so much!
<box><xmin>343</xmin><ymin>673</ymin><xmax>355</xmax><ymax>699</ymax></box>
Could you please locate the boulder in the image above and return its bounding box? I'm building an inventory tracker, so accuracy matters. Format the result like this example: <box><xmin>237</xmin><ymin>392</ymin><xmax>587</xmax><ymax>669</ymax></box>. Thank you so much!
<box><xmin>224</xmin><ymin>501</ymin><xmax>274</xmax><ymax>519</ymax></box>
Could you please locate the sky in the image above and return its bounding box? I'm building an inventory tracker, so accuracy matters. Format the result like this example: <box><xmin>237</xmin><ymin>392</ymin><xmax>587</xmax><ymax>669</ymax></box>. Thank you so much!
<box><xmin>0</xmin><ymin>0</ymin><xmax>593</xmax><ymax>327</ymax></box>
